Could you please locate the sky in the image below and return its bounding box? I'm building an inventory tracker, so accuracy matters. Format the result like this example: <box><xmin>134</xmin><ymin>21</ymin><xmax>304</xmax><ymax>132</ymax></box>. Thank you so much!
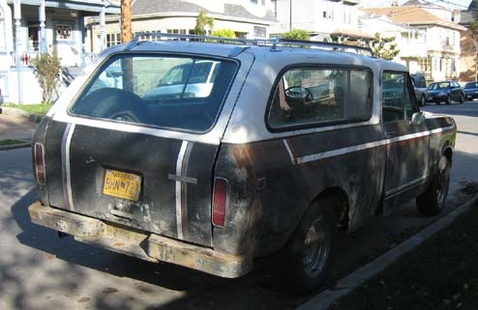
<box><xmin>358</xmin><ymin>0</ymin><xmax>472</xmax><ymax>10</ymax></box>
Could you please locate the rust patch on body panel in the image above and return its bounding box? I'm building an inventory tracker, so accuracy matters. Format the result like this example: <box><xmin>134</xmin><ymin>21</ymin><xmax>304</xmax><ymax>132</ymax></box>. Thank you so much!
<box><xmin>148</xmin><ymin>234</ymin><xmax>251</xmax><ymax>278</ymax></box>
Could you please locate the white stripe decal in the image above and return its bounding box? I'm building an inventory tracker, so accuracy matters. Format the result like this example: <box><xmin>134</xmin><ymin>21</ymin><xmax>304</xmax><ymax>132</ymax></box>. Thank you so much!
<box><xmin>62</xmin><ymin>123</ymin><xmax>76</xmax><ymax>211</ymax></box>
<box><xmin>175</xmin><ymin>141</ymin><xmax>189</xmax><ymax>239</ymax></box>
<box><xmin>282</xmin><ymin>139</ymin><xmax>296</xmax><ymax>164</ymax></box>
<box><xmin>296</xmin><ymin>139</ymin><xmax>388</xmax><ymax>165</ymax></box>
<box><xmin>53</xmin><ymin>115</ymin><xmax>221</xmax><ymax>145</ymax></box>
<box><xmin>385</xmin><ymin>175</ymin><xmax>428</xmax><ymax>198</ymax></box>
<box><xmin>292</xmin><ymin>125</ymin><xmax>454</xmax><ymax>165</ymax></box>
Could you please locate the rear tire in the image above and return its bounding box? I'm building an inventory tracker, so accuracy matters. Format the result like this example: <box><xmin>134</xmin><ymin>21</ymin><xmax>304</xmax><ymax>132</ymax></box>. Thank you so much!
<box><xmin>279</xmin><ymin>198</ymin><xmax>337</xmax><ymax>295</ymax></box>
<box><xmin>420</xmin><ymin>95</ymin><xmax>426</xmax><ymax>106</ymax></box>
<box><xmin>416</xmin><ymin>155</ymin><xmax>451</xmax><ymax>216</ymax></box>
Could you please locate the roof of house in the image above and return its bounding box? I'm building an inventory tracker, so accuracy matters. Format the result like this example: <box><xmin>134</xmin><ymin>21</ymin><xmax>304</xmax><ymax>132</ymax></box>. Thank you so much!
<box><xmin>6</xmin><ymin>0</ymin><xmax>120</xmax><ymax>14</ymax></box>
<box><xmin>331</xmin><ymin>27</ymin><xmax>376</xmax><ymax>40</ymax></box>
<box><xmin>362</xmin><ymin>6</ymin><xmax>466</xmax><ymax>30</ymax></box>
<box><xmin>131</xmin><ymin>0</ymin><xmax>277</xmax><ymax>23</ymax></box>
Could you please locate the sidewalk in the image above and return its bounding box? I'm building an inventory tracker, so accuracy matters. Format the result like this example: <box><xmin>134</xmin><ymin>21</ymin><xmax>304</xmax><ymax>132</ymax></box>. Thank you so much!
<box><xmin>0</xmin><ymin>107</ymin><xmax>38</xmax><ymax>149</ymax></box>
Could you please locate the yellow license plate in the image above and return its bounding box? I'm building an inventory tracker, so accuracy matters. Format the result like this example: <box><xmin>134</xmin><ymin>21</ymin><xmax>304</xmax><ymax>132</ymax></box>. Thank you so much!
<box><xmin>103</xmin><ymin>169</ymin><xmax>141</xmax><ymax>201</ymax></box>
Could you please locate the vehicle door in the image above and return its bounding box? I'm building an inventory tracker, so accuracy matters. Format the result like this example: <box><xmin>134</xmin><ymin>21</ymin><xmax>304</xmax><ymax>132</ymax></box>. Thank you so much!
<box><xmin>381</xmin><ymin>71</ymin><xmax>430</xmax><ymax>211</ymax></box>
<box><xmin>42</xmin><ymin>53</ymin><xmax>243</xmax><ymax>247</ymax></box>
<box><xmin>450</xmin><ymin>80</ymin><xmax>462</xmax><ymax>101</ymax></box>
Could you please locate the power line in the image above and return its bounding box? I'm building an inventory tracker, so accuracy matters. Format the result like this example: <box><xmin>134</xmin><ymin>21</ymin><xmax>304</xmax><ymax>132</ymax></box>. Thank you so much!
<box><xmin>421</xmin><ymin>0</ymin><xmax>470</xmax><ymax>10</ymax></box>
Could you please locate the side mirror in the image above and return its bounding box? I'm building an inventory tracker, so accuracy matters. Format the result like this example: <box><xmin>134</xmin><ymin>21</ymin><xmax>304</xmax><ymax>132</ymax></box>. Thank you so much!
<box><xmin>411</xmin><ymin>111</ymin><xmax>425</xmax><ymax>125</ymax></box>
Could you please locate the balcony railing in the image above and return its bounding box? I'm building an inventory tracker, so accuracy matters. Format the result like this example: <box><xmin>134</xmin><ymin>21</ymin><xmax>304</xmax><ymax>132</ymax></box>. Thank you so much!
<box><xmin>9</xmin><ymin>51</ymin><xmax>98</xmax><ymax>68</ymax></box>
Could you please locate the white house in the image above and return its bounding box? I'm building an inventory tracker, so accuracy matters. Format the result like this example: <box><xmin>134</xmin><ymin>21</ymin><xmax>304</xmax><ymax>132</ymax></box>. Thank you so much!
<box><xmin>269</xmin><ymin>0</ymin><xmax>374</xmax><ymax>42</ymax></box>
<box><xmin>361</xmin><ymin>5</ymin><xmax>466</xmax><ymax>81</ymax></box>
<box><xmin>85</xmin><ymin>0</ymin><xmax>279</xmax><ymax>53</ymax></box>
<box><xmin>0</xmin><ymin>0</ymin><xmax>119</xmax><ymax>104</ymax></box>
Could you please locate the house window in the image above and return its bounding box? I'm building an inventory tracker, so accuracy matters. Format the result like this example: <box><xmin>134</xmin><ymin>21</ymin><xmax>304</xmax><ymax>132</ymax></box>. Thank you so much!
<box><xmin>343</xmin><ymin>5</ymin><xmax>351</xmax><ymax>24</ymax></box>
<box><xmin>106</xmin><ymin>33</ymin><xmax>121</xmax><ymax>47</ymax></box>
<box><xmin>254</xmin><ymin>26</ymin><xmax>266</xmax><ymax>38</ymax></box>
<box><xmin>28</xmin><ymin>21</ymin><xmax>40</xmax><ymax>51</ymax></box>
<box><xmin>322</xmin><ymin>9</ymin><xmax>333</xmax><ymax>20</ymax></box>
<box><xmin>55</xmin><ymin>24</ymin><xmax>72</xmax><ymax>40</ymax></box>
<box><xmin>250</xmin><ymin>0</ymin><xmax>258</xmax><ymax>3</ymax></box>
<box><xmin>166</xmin><ymin>29</ymin><xmax>190</xmax><ymax>40</ymax></box>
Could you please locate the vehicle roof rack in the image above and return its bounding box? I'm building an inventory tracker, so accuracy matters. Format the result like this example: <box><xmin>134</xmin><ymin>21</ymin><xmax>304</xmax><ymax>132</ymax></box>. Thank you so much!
<box><xmin>127</xmin><ymin>32</ymin><xmax>373</xmax><ymax>56</ymax></box>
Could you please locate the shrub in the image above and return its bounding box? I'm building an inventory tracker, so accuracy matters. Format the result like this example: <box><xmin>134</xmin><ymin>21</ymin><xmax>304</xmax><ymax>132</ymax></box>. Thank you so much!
<box><xmin>281</xmin><ymin>29</ymin><xmax>310</xmax><ymax>41</ymax></box>
<box><xmin>31</xmin><ymin>52</ymin><xmax>62</xmax><ymax>104</ymax></box>
<box><xmin>212</xmin><ymin>29</ymin><xmax>236</xmax><ymax>39</ymax></box>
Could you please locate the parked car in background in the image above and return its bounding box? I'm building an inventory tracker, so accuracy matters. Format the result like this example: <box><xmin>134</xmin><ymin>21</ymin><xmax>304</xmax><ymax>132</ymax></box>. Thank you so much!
<box><xmin>426</xmin><ymin>81</ymin><xmax>464</xmax><ymax>105</ymax></box>
<box><xmin>464</xmin><ymin>81</ymin><xmax>478</xmax><ymax>101</ymax></box>
<box><xmin>410</xmin><ymin>73</ymin><xmax>427</xmax><ymax>106</ymax></box>
<box><xmin>143</xmin><ymin>60</ymin><xmax>220</xmax><ymax>100</ymax></box>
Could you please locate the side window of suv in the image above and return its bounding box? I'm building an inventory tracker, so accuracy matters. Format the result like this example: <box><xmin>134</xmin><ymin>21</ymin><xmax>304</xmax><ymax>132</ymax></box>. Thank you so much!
<box><xmin>268</xmin><ymin>67</ymin><xmax>372</xmax><ymax>129</ymax></box>
<box><xmin>381</xmin><ymin>71</ymin><xmax>415</xmax><ymax>122</ymax></box>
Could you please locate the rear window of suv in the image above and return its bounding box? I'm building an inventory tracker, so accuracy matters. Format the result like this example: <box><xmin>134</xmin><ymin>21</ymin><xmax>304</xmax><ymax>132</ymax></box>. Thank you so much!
<box><xmin>70</xmin><ymin>54</ymin><xmax>237</xmax><ymax>132</ymax></box>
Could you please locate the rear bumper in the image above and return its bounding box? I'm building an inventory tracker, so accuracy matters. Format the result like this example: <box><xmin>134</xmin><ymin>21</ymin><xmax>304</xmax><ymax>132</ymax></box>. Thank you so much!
<box><xmin>465</xmin><ymin>92</ymin><xmax>478</xmax><ymax>99</ymax></box>
<box><xmin>28</xmin><ymin>201</ymin><xmax>252</xmax><ymax>278</ymax></box>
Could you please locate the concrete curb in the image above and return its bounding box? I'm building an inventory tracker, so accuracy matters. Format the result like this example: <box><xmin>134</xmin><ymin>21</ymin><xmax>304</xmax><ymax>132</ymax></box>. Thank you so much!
<box><xmin>298</xmin><ymin>194</ymin><xmax>478</xmax><ymax>310</ymax></box>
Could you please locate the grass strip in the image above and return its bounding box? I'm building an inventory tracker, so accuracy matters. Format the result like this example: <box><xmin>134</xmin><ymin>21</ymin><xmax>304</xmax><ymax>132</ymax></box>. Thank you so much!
<box><xmin>3</xmin><ymin>103</ymin><xmax>52</xmax><ymax>116</ymax></box>
<box><xmin>0</xmin><ymin>139</ymin><xmax>26</xmax><ymax>146</ymax></box>
<box><xmin>332</xmin><ymin>198</ymin><xmax>478</xmax><ymax>310</ymax></box>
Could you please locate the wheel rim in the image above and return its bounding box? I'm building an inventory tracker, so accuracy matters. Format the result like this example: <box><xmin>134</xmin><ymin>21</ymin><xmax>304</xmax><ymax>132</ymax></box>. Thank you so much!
<box><xmin>436</xmin><ymin>161</ymin><xmax>451</xmax><ymax>206</ymax></box>
<box><xmin>302</xmin><ymin>218</ymin><xmax>330</xmax><ymax>278</ymax></box>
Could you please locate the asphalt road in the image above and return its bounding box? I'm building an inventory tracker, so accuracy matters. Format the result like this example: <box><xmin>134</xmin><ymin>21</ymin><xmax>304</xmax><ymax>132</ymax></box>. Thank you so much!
<box><xmin>0</xmin><ymin>101</ymin><xmax>476</xmax><ymax>310</ymax></box>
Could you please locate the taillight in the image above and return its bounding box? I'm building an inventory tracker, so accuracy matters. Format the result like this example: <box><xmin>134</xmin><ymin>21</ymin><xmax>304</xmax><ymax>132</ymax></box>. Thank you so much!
<box><xmin>212</xmin><ymin>178</ymin><xmax>228</xmax><ymax>228</ymax></box>
<box><xmin>34</xmin><ymin>143</ymin><xmax>46</xmax><ymax>184</ymax></box>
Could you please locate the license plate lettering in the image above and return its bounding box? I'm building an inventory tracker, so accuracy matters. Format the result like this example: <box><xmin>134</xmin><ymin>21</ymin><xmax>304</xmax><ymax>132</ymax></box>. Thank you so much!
<box><xmin>103</xmin><ymin>169</ymin><xmax>141</xmax><ymax>201</ymax></box>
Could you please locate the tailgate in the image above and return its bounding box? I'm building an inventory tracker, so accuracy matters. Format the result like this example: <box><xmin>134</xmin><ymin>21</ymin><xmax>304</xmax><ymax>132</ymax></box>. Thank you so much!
<box><xmin>44</xmin><ymin>120</ymin><xmax>218</xmax><ymax>246</ymax></box>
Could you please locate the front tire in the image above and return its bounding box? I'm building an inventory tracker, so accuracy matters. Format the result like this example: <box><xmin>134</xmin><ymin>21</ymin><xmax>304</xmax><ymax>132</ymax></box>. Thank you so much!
<box><xmin>445</xmin><ymin>95</ymin><xmax>451</xmax><ymax>105</ymax></box>
<box><xmin>416</xmin><ymin>155</ymin><xmax>451</xmax><ymax>216</ymax></box>
<box><xmin>279</xmin><ymin>199</ymin><xmax>337</xmax><ymax>295</ymax></box>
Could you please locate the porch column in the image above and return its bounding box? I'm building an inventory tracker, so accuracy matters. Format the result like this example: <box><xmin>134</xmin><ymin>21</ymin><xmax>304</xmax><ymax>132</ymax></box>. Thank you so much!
<box><xmin>100</xmin><ymin>5</ymin><xmax>106</xmax><ymax>50</ymax></box>
<box><xmin>13</xmin><ymin>0</ymin><xmax>23</xmax><ymax>104</ymax></box>
<box><xmin>39</xmin><ymin>0</ymin><xmax>46</xmax><ymax>53</ymax></box>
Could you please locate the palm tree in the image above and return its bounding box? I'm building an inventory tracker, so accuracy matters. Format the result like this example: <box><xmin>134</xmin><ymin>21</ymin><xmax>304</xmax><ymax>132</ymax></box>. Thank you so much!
<box><xmin>195</xmin><ymin>11</ymin><xmax>214</xmax><ymax>35</ymax></box>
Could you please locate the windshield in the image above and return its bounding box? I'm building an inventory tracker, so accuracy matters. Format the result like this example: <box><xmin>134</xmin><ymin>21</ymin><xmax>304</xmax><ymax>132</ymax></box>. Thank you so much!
<box><xmin>70</xmin><ymin>55</ymin><xmax>237</xmax><ymax>132</ymax></box>
<box><xmin>465</xmin><ymin>82</ymin><xmax>478</xmax><ymax>89</ymax></box>
<box><xmin>158</xmin><ymin>61</ymin><xmax>219</xmax><ymax>86</ymax></box>
<box><xmin>428</xmin><ymin>82</ymin><xmax>449</xmax><ymax>90</ymax></box>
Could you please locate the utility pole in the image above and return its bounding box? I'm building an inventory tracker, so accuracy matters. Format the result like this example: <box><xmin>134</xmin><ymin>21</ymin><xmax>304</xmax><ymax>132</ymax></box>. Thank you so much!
<box><xmin>121</xmin><ymin>0</ymin><xmax>132</xmax><ymax>43</ymax></box>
